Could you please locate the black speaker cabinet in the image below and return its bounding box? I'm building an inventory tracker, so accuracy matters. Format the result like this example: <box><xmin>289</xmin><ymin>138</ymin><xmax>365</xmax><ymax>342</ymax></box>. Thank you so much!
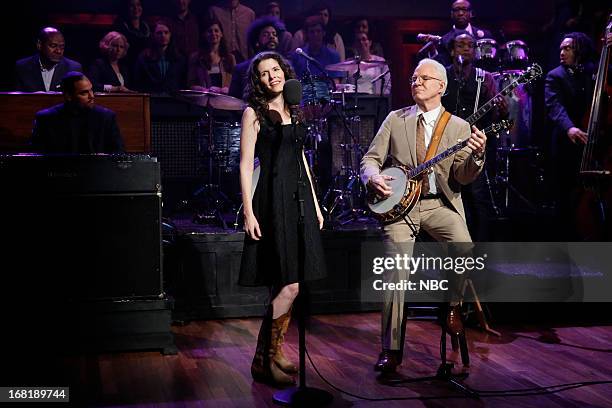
<box><xmin>1</xmin><ymin>155</ymin><xmax>163</xmax><ymax>301</ymax></box>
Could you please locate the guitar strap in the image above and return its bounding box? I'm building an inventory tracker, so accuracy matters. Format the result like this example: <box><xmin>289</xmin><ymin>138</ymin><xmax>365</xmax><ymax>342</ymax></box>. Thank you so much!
<box><xmin>424</xmin><ymin>110</ymin><xmax>452</xmax><ymax>161</ymax></box>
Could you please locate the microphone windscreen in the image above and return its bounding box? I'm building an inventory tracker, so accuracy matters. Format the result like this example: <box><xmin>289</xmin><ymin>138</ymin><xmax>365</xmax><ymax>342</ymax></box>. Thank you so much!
<box><xmin>283</xmin><ymin>79</ymin><xmax>302</xmax><ymax>106</ymax></box>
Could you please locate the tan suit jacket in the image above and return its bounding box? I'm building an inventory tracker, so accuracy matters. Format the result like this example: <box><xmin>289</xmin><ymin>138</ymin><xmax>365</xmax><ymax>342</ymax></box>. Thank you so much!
<box><xmin>361</xmin><ymin>105</ymin><xmax>483</xmax><ymax>221</ymax></box>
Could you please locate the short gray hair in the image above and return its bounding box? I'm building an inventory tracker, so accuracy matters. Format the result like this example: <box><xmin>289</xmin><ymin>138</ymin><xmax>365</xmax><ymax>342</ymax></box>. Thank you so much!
<box><xmin>415</xmin><ymin>58</ymin><xmax>447</xmax><ymax>93</ymax></box>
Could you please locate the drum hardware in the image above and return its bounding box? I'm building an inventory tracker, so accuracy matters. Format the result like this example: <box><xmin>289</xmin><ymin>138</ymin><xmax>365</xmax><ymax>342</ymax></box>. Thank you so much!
<box><xmin>321</xmin><ymin>57</ymin><xmax>381</xmax><ymax>226</ymax></box>
<box><xmin>493</xmin><ymin>145</ymin><xmax>545</xmax><ymax>216</ymax></box>
<box><xmin>174</xmin><ymin>89</ymin><xmax>246</xmax><ymax>228</ymax></box>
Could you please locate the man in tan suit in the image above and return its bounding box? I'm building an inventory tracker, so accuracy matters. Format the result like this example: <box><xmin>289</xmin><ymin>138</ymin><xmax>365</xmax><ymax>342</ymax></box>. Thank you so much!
<box><xmin>360</xmin><ymin>58</ymin><xmax>486</xmax><ymax>373</ymax></box>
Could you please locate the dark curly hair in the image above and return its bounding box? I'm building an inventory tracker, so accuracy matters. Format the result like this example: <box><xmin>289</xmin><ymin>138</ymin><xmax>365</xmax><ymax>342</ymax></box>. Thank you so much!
<box><xmin>562</xmin><ymin>32</ymin><xmax>595</xmax><ymax>65</ymax></box>
<box><xmin>244</xmin><ymin>51</ymin><xmax>301</xmax><ymax>124</ymax></box>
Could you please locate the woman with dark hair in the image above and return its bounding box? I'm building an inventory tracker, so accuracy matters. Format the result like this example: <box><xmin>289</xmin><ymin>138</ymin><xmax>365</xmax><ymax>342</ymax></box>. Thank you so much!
<box><xmin>239</xmin><ymin>51</ymin><xmax>326</xmax><ymax>387</ymax></box>
<box><xmin>113</xmin><ymin>0</ymin><xmax>151</xmax><ymax>69</ymax></box>
<box><xmin>89</xmin><ymin>31</ymin><xmax>136</xmax><ymax>93</ymax></box>
<box><xmin>134</xmin><ymin>20</ymin><xmax>186</xmax><ymax>94</ymax></box>
<box><xmin>347</xmin><ymin>17</ymin><xmax>384</xmax><ymax>58</ymax></box>
<box><xmin>187</xmin><ymin>19</ymin><xmax>235</xmax><ymax>94</ymax></box>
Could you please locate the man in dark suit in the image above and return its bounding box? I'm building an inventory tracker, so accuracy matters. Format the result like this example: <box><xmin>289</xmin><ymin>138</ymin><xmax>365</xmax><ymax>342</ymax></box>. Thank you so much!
<box><xmin>435</xmin><ymin>0</ymin><xmax>493</xmax><ymax>67</ymax></box>
<box><xmin>31</xmin><ymin>72</ymin><xmax>124</xmax><ymax>153</ymax></box>
<box><xmin>442</xmin><ymin>31</ymin><xmax>507</xmax><ymax>241</ymax></box>
<box><xmin>228</xmin><ymin>16</ymin><xmax>284</xmax><ymax>99</ymax></box>
<box><xmin>544</xmin><ymin>32</ymin><xmax>595</xmax><ymax>239</ymax></box>
<box><xmin>14</xmin><ymin>27</ymin><xmax>83</xmax><ymax>92</ymax></box>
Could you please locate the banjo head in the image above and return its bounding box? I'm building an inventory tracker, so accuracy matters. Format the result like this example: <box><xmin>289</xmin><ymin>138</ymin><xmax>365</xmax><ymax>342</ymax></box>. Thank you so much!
<box><xmin>368</xmin><ymin>167</ymin><xmax>408</xmax><ymax>214</ymax></box>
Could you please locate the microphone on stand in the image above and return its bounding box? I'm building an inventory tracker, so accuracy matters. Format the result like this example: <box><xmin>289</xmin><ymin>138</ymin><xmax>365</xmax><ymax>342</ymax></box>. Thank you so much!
<box><xmin>283</xmin><ymin>79</ymin><xmax>302</xmax><ymax>126</ymax></box>
<box><xmin>295</xmin><ymin>48</ymin><xmax>317</xmax><ymax>63</ymax></box>
<box><xmin>416</xmin><ymin>33</ymin><xmax>442</xmax><ymax>43</ymax></box>
<box><xmin>416</xmin><ymin>34</ymin><xmax>442</xmax><ymax>59</ymax></box>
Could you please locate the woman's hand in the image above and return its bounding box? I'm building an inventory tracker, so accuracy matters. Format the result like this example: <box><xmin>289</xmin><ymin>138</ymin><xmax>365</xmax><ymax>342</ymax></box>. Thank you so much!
<box><xmin>316</xmin><ymin>207</ymin><xmax>324</xmax><ymax>230</ymax></box>
<box><xmin>244</xmin><ymin>212</ymin><xmax>262</xmax><ymax>240</ymax></box>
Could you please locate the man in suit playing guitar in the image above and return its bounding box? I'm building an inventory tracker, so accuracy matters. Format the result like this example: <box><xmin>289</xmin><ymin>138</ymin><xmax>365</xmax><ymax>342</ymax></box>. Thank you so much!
<box><xmin>361</xmin><ymin>58</ymin><xmax>487</xmax><ymax>373</ymax></box>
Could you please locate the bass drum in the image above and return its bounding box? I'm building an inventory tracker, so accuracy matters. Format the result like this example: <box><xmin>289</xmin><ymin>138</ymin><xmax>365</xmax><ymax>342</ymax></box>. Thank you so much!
<box><xmin>199</xmin><ymin>121</ymin><xmax>242</xmax><ymax>173</ymax></box>
<box><xmin>493</xmin><ymin>70</ymin><xmax>534</xmax><ymax>148</ymax></box>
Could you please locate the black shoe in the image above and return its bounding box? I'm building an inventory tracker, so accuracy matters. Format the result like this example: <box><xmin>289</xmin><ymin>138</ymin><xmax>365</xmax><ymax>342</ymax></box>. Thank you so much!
<box><xmin>374</xmin><ymin>349</ymin><xmax>400</xmax><ymax>373</ymax></box>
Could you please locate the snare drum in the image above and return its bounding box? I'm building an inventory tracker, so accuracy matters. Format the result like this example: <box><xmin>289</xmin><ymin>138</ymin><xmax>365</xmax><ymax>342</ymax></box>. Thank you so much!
<box><xmin>201</xmin><ymin>121</ymin><xmax>242</xmax><ymax>173</ymax></box>
<box><xmin>301</xmin><ymin>76</ymin><xmax>333</xmax><ymax>121</ymax></box>
<box><xmin>474</xmin><ymin>38</ymin><xmax>499</xmax><ymax>71</ymax></box>
<box><xmin>503</xmin><ymin>40</ymin><xmax>529</xmax><ymax>70</ymax></box>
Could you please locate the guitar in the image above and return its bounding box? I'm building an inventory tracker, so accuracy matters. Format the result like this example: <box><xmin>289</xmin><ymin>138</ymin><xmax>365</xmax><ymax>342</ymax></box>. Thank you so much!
<box><xmin>368</xmin><ymin>119</ymin><xmax>514</xmax><ymax>223</ymax></box>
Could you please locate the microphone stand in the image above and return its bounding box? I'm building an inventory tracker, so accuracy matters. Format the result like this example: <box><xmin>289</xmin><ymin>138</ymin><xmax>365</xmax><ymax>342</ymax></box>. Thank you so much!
<box><xmin>273</xmin><ymin>104</ymin><xmax>333</xmax><ymax>407</ymax></box>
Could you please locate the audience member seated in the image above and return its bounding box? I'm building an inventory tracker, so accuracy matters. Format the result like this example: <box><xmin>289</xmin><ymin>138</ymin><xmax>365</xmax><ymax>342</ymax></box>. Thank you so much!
<box><xmin>14</xmin><ymin>27</ymin><xmax>82</xmax><ymax>92</ymax></box>
<box><xmin>187</xmin><ymin>19</ymin><xmax>236</xmax><ymax>94</ymax></box>
<box><xmin>113</xmin><ymin>0</ymin><xmax>151</xmax><ymax>71</ymax></box>
<box><xmin>167</xmin><ymin>0</ymin><xmax>199</xmax><ymax>59</ymax></box>
<box><xmin>208</xmin><ymin>0</ymin><xmax>255</xmax><ymax>63</ymax></box>
<box><xmin>346</xmin><ymin>17</ymin><xmax>384</xmax><ymax>58</ymax></box>
<box><xmin>88</xmin><ymin>31</ymin><xmax>136</xmax><ymax>93</ymax></box>
<box><xmin>31</xmin><ymin>72</ymin><xmax>124</xmax><ymax>153</ymax></box>
<box><xmin>228</xmin><ymin>16</ymin><xmax>284</xmax><ymax>99</ymax></box>
<box><xmin>349</xmin><ymin>32</ymin><xmax>391</xmax><ymax>95</ymax></box>
<box><xmin>263</xmin><ymin>1</ymin><xmax>293</xmax><ymax>57</ymax></box>
<box><xmin>289</xmin><ymin>16</ymin><xmax>343</xmax><ymax>83</ymax></box>
<box><xmin>134</xmin><ymin>20</ymin><xmax>186</xmax><ymax>94</ymax></box>
<box><xmin>290</xmin><ymin>3</ymin><xmax>345</xmax><ymax>61</ymax></box>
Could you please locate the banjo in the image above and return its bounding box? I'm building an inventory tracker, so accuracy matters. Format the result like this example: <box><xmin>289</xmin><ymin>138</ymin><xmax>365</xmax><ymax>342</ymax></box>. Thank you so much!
<box><xmin>368</xmin><ymin>119</ymin><xmax>514</xmax><ymax>223</ymax></box>
<box><xmin>366</xmin><ymin>63</ymin><xmax>542</xmax><ymax>223</ymax></box>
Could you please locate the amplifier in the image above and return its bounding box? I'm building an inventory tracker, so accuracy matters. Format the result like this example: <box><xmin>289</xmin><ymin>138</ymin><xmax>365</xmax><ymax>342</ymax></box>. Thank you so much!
<box><xmin>0</xmin><ymin>154</ymin><xmax>161</xmax><ymax>194</ymax></box>
<box><xmin>326</xmin><ymin>95</ymin><xmax>390</xmax><ymax>176</ymax></box>
<box><xmin>1</xmin><ymin>154</ymin><xmax>163</xmax><ymax>301</ymax></box>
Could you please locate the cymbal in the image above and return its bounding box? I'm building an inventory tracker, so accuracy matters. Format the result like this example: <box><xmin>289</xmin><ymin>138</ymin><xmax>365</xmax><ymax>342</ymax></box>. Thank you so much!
<box><xmin>175</xmin><ymin>89</ymin><xmax>245</xmax><ymax>111</ymax></box>
<box><xmin>325</xmin><ymin>58</ymin><xmax>386</xmax><ymax>72</ymax></box>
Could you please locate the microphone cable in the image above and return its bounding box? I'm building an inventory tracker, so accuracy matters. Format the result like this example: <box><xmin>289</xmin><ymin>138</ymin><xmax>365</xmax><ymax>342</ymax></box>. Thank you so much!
<box><xmin>302</xmin><ymin>340</ymin><xmax>612</xmax><ymax>401</ymax></box>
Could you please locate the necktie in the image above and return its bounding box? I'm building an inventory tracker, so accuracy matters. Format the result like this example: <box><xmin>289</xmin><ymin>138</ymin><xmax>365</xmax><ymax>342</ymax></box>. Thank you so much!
<box><xmin>416</xmin><ymin>114</ymin><xmax>430</xmax><ymax>196</ymax></box>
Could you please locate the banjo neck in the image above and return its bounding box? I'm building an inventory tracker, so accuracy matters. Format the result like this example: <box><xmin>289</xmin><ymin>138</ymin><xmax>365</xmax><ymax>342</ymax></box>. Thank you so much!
<box><xmin>407</xmin><ymin>120</ymin><xmax>513</xmax><ymax>180</ymax></box>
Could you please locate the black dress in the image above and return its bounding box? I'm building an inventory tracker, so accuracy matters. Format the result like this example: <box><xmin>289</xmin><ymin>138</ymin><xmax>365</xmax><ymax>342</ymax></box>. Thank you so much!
<box><xmin>239</xmin><ymin>115</ymin><xmax>327</xmax><ymax>287</ymax></box>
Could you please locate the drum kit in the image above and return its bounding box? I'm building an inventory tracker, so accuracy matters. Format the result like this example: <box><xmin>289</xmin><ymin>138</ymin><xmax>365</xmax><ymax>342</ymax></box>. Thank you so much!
<box><xmin>174</xmin><ymin>89</ymin><xmax>245</xmax><ymax>227</ymax></box>
<box><xmin>301</xmin><ymin>57</ymin><xmax>389</xmax><ymax>226</ymax></box>
<box><xmin>472</xmin><ymin>38</ymin><xmax>546</xmax><ymax>215</ymax></box>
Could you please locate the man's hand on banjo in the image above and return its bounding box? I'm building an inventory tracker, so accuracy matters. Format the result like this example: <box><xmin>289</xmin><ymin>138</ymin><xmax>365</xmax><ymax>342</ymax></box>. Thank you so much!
<box><xmin>368</xmin><ymin>174</ymin><xmax>395</xmax><ymax>198</ymax></box>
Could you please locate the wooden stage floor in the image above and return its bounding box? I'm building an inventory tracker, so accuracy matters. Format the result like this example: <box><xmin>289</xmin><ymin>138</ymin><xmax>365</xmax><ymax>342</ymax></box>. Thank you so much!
<box><xmin>60</xmin><ymin>312</ymin><xmax>612</xmax><ymax>407</ymax></box>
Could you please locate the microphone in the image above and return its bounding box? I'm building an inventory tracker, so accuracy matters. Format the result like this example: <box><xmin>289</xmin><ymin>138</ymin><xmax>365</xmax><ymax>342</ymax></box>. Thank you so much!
<box><xmin>416</xmin><ymin>33</ymin><xmax>442</xmax><ymax>43</ymax></box>
<box><xmin>457</xmin><ymin>55</ymin><xmax>467</xmax><ymax>66</ymax></box>
<box><xmin>295</xmin><ymin>48</ymin><xmax>317</xmax><ymax>63</ymax></box>
<box><xmin>283</xmin><ymin>79</ymin><xmax>302</xmax><ymax>125</ymax></box>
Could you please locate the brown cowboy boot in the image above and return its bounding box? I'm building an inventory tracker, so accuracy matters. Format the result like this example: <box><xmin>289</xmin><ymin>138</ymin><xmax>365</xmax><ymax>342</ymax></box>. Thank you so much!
<box><xmin>272</xmin><ymin>310</ymin><xmax>298</xmax><ymax>374</ymax></box>
<box><xmin>251</xmin><ymin>309</ymin><xmax>295</xmax><ymax>387</ymax></box>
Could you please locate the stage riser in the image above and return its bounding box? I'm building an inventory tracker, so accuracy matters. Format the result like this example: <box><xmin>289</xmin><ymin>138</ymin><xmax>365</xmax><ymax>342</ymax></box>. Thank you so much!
<box><xmin>166</xmin><ymin>229</ymin><xmax>382</xmax><ymax>321</ymax></box>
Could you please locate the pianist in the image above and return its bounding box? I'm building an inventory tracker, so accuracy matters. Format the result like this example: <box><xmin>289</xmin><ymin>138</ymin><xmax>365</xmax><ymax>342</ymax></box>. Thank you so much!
<box><xmin>31</xmin><ymin>71</ymin><xmax>124</xmax><ymax>154</ymax></box>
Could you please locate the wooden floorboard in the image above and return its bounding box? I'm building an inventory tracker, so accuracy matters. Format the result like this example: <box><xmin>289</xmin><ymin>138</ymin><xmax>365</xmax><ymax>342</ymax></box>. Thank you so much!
<box><xmin>53</xmin><ymin>312</ymin><xmax>612</xmax><ymax>407</ymax></box>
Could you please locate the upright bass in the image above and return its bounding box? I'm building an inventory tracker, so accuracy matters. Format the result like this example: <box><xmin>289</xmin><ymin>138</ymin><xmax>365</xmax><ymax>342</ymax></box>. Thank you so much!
<box><xmin>576</xmin><ymin>15</ymin><xmax>612</xmax><ymax>240</ymax></box>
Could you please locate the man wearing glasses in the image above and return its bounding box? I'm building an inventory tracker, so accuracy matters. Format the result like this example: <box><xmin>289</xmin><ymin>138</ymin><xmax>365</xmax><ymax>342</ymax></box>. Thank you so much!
<box><xmin>361</xmin><ymin>58</ymin><xmax>487</xmax><ymax>374</ymax></box>
<box><xmin>435</xmin><ymin>0</ymin><xmax>493</xmax><ymax>67</ymax></box>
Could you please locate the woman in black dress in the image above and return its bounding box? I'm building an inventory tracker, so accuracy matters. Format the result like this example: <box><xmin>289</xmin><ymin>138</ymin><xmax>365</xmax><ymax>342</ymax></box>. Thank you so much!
<box><xmin>239</xmin><ymin>51</ymin><xmax>326</xmax><ymax>387</ymax></box>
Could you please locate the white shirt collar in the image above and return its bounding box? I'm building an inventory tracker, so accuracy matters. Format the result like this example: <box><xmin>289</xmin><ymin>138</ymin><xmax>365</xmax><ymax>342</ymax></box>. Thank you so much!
<box><xmin>416</xmin><ymin>104</ymin><xmax>442</xmax><ymax>125</ymax></box>
<box><xmin>453</xmin><ymin>23</ymin><xmax>473</xmax><ymax>35</ymax></box>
